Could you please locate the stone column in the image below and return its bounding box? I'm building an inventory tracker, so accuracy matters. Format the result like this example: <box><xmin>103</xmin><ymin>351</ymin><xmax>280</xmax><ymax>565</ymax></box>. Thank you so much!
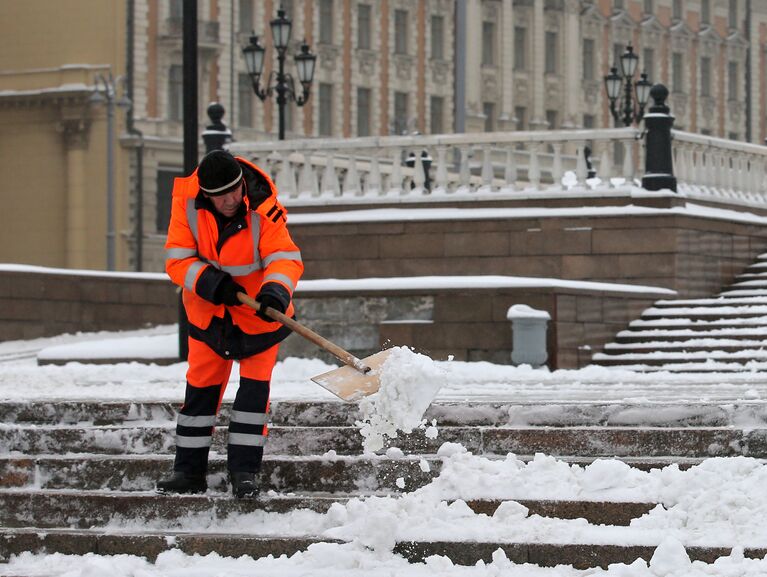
<box><xmin>464</xmin><ymin>0</ymin><xmax>485</xmax><ymax>132</ymax></box>
<box><xmin>498</xmin><ymin>0</ymin><xmax>516</xmax><ymax>131</ymax></box>
<box><xmin>562</xmin><ymin>0</ymin><xmax>582</xmax><ymax>128</ymax></box>
<box><xmin>59</xmin><ymin>116</ymin><xmax>91</xmax><ymax>269</ymax></box>
<box><xmin>529</xmin><ymin>0</ymin><xmax>548</xmax><ymax>129</ymax></box>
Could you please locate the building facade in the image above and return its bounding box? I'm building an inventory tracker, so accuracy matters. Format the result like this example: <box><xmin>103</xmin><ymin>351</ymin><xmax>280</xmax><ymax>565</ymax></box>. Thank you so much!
<box><xmin>1</xmin><ymin>0</ymin><xmax>767</xmax><ymax>272</ymax></box>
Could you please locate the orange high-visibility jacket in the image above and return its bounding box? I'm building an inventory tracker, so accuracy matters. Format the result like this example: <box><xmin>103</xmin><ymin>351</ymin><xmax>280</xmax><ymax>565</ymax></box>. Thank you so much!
<box><xmin>164</xmin><ymin>157</ymin><xmax>303</xmax><ymax>336</ymax></box>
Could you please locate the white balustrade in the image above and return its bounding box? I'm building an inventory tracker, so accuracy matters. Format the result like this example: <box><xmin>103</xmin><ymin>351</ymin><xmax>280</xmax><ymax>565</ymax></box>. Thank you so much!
<box><xmin>227</xmin><ymin>127</ymin><xmax>767</xmax><ymax>209</ymax></box>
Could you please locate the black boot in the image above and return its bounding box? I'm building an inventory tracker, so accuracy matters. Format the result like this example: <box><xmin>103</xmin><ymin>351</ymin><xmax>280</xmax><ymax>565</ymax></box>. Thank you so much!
<box><xmin>230</xmin><ymin>471</ymin><xmax>260</xmax><ymax>499</ymax></box>
<box><xmin>156</xmin><ymin>471</ymin><xmax>207</xmax><ymax>495</ymax></box>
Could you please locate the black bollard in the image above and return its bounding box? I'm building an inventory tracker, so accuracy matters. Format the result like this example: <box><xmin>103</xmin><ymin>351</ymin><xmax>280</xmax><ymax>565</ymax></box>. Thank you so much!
<box><xmin>641</xmin><ymin>84</ymin><xmax>677</xmax><ymax>192</ymax></box>
<box><xmin>202</xmin><ymin>102</ymin><xmax>232</xmax><ymax>153</ymax></box>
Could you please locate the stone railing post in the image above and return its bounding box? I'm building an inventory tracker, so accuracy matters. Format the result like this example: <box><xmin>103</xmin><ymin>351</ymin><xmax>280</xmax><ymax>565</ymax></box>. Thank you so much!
<box><xmin>642</xmin><ymin>84</ymin><xmax>677</xmax><ymax>192</ymax></box>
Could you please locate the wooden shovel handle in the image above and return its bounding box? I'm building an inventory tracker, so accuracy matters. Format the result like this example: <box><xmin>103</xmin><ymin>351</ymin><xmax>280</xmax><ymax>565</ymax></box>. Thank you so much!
<box><xmin>236</xmin><ymin>292</ymin><xmax>371</xmax><ymax>374</ymax></box>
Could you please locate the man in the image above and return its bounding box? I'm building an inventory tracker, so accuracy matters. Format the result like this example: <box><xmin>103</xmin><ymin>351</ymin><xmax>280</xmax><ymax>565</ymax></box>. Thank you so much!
<box><xmin>157</xmin><ymin>150</ymin><xmax>303</xmax><ymax>499</ymax></box>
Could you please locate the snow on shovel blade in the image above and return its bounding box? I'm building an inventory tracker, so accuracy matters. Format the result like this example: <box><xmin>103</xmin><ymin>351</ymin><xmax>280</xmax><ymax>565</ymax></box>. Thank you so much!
<box><xmin>311</xmin><ymin>349</ymin><xmax>394</xmax><ymax>402</ymax></box>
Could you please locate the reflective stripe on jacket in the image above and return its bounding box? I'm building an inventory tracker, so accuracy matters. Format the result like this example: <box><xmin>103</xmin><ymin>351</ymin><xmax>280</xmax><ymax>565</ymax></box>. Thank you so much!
<box><xmin>164</xmin><ymin>157</ymin><xmax>303</xmax><ymax>335</ymax></box>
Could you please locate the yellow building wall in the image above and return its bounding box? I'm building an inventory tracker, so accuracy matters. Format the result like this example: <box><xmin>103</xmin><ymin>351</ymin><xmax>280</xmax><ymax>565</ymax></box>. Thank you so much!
<box><xmin>0</xmin><ymin>0</ymin><xmax>129</xmax><ymax>271</ymax></box>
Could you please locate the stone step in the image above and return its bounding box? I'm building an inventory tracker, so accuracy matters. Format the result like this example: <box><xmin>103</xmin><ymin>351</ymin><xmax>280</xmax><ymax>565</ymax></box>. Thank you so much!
<box><xmin>604</xmin><ymin>340</ymin><xmax>767</xmax><ymax>353</ymax></box>
<box><xmin>0</xmin><ymin>400</ymin><xmax>356</xmax><ymax>427</ymax></box>
<box><xmin>652</xmin><ymin>296</ymin><xmax>767</xmax><ymax>307</ymax></box>
<box><xmin>593</xmin><ymin>349</ymin><xmax>767</xmax><ymax>365</ymax></box>
<box><xmin>0</xmin><ymin>446</ymin><xmax>755</xmax><ymax>495</ymax></box>
<box><xmin>1</xmin><ymin>527</ymin><xmax>764</xmax><ymax>570</ymax></box>
<box><xmin>6</xmin><ymin>400</ymin><xmax>767</xmax><ymax>429</ymax></box>
<box><xmin>641</xmin><ymin>306</ymin><xmax>767</xmax><ymax>320</ymax></box>
<box><xmin>719</xmin><ymin>289</ymin><xmax>767</xmax><ymax>297</ymax></box>
<box><xmin>614</xmin><ymin>329</ymin><xmax>767</xmax><ymax>343</ymax></box>
<box><xmin>3</xmin><ymin>424</ymin><xmax>765</xmax><ymax>459</ymax></box>
<box><xmin>592</xmin><ymin>361</ymin><xmax>767</xmax><ymax>373</ymax></box>
<box><xmin>0</xmin><ymin>489</ymin><xmax>654</xmax><ymax>529</ymax></box>
<box><xmin>628</xmin><ymin>317</ymin><xmax>767</xmax><ymax>330</ymax></box>
<box><xmin>0</xmin><ymin>455</ymin><xmax>438</xmax><ymax>493</ymax></box>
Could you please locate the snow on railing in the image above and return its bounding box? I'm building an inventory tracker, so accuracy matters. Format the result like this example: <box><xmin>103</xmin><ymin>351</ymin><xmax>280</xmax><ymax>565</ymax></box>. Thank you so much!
<box><xmin>227</xmin><ymin>128</ymin><xmax>767</xmax><ymax>208</ymax></box>
<box><xmin>672</xmin><ymin>130</ymin><xmax>767</xmax><ymax>206</ymax></box>
<box><xmin>227</xmin><ymin>128</ymin><xmax>642</xmax><ymax>206</ymax></box>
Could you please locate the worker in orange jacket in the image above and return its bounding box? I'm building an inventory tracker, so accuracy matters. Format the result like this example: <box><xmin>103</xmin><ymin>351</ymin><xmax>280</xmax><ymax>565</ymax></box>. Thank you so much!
<box><xmin>157</xmin><ymin>150</ymin><xmax>303</xmax><ymax>499</ymax></box>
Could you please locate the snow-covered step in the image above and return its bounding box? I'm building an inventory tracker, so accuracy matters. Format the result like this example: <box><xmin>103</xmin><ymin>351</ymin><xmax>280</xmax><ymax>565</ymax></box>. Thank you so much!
<box><xmin>593</xmin><ymin>349</ymin><xmax>767</xmax><ymax>364</ymax></box>
<box><xmin>652</xmin><ymin>296</ymin><xmax>767</xmax><ymax>307</ymax></box>
<box><xmin>628</xmin><ymin>316</ymin><xmax>767</xmax><ymax>329</ymax></box>
<box><xmin>615</xmin><ymin>327</ymin><xmax>767</xmax><ymax>342</ymax></box>
<box><xmin>1</xmin><ymin>526</ymin><xmax>764</xmax><ymax>569</ymax></box>
<box><xmin>0</xmin><ymin>454</ymin><xmax>439</xmax><ymax>494</ymax></box>
<box><xmin>640</xmin><ymin>305</ymin><xmax>767</xmax><ymax>319</ymax></box>
<box><xmin>590</xmin><ymin>359</ymin><xmax>767</xmax><ymax>372</ymax></box>
<box><xmin>718</xmin><ymin>289</ymin><xmax>767</xmax><ymax>297</ymax></box>
<box><xmin>603</xmin><ymin>338</ymin><xmax>767</xmax><ymax>352</ymax></box>
<box><xmin>0</xmin><ymin>489</ymin><xmax>654</xmax><ymax>529</ymax></box>
<box><xmin>727</xmin><ymin>279</ymin><xmax>767</xmax><ymax>288</ymax></box>
<box><xmin>0</xmin><ymin>424</ymin><xmax>369</xmax><ymax>456</ymax></box>
<box><xmin>0</xmin><ymin>400</ymin><xmax>355</xmax><ymax>428</ymax></box>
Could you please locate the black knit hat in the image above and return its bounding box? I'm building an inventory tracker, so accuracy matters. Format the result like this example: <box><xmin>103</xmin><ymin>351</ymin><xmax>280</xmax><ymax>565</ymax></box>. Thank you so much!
<box><xmin>197</xmin><ymin>150</ymin><xmax>243</xmax><ymax>196</ymax></box>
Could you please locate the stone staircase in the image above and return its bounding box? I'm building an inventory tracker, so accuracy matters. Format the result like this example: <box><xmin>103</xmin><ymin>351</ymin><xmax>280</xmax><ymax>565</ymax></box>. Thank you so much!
<box><xmin>2</xmin><ymin>399</ymin><xmax>767</xmax><ymax>572</ymax></box>
<box><xmin>592</xmin><ymin>252</ymin><xmax>767</xmax><ymax>371</ymax></box>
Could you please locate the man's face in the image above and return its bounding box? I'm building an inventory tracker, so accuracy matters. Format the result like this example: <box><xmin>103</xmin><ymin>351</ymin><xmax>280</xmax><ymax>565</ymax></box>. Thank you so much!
<box><xmin>207</xmin><ymin>183</ymin><xmax>243</xmax><ymax>218</ymax></box>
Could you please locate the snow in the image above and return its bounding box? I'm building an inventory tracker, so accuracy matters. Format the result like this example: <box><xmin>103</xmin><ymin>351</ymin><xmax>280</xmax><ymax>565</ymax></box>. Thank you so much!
<box><xmin>6</xmin><ymin>327</ymin><xmax>767</xmax><ymax>575</ymax></box>
<box><xmin>356</xmin><ymin>347</ymin><xmax>446</xmax><ymax>452</ymax></box>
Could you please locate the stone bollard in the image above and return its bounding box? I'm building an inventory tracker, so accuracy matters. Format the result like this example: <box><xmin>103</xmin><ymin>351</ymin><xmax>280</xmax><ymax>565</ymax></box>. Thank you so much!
<box><xmin>507</xmin><ymin>304</ymin><xmax>550</xmax><ymax>368</ymax></box>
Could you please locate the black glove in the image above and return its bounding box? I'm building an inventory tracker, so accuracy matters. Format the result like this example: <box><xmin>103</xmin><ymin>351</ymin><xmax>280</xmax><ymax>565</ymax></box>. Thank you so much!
<box><xmin>255</xmin><ymin>291</ymin><xmax>286</xmax><ymax>321</ymax></box>
<box><xmin>215</xmin><ymin>275</ymin><xmax>246</xmax><ymax>307</ymax></box>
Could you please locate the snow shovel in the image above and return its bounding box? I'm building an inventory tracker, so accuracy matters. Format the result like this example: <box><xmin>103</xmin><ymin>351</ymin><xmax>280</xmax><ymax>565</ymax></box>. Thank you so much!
<box><xmin>237</xmin><ymin>292</ymin><xmax>392</xmax><ymax>402</ymax></box>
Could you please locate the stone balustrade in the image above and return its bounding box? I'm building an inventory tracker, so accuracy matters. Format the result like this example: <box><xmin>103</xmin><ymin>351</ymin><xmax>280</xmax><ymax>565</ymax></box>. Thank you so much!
<box><xmin>672</xmin><ymin>130</ymin><xmax>767</xmax><ymax>206</ymax></box>
<box><xmin>228</xmin><ymin>127</ymin><xmax>767</xmax><ymax>209</ymax></box>
<box><xmin>228</xmin><ymin>128</ymin><xmax>642</xmax><ymax>206</ymax></box>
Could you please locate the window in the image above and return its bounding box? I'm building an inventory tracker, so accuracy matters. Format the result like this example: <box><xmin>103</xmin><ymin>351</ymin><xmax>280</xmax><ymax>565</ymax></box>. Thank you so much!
<box><xmin>514</xmin><ymin>27</ymin><xmax>527</xmax><ymax>70</ymax></box>
<box><xmin>238</xmin><ymin>74</ymin><xmax>253</xmax><ymax>127</ymax></box>
<box><xmin>319</xmin><ymin>0</ymin><xmax>334</xmax><ymax>44</ymax></box>
<box><xmin>673</xmin><ymin>0</ymin><xmax>683</xmax><ymax>19</ymax></box>
<box><xmin>357</xmin><ymin>87</ymin><xmax>371</xmax><ymax>136</ymax></box>
<box><xmin>431</xmin><ymin>16</ymin><xmax>444</xmax><ymax>60</ymax></box>
<box><xmin>284</xmin><ymin>101</ymin><xmax>294</xmax><ymax>133</ymax></box>
<box><xmin>729</xmin><ymin>0</ymin><xmax>738</xmax><ymax>28</ymax></box>
<box><xmin>170</xmin><ymin>0</ymin><xmax>183</xmax><ymax>18</ymax></box>
<box><xmin>515</xmin><ymin>106</ymin><xmax>527</xmax><ymax>131</ymax></box>
<box><xmin>545</xmin><ymin>32</ymin><xmax>558</xmax><ymax>74</ymax></box>
<box><xmin>483</xmin><ymin>102</ymin><xmax>495</xmax><ymax>132</ymax></box>
<box><xmin>546</xmin><ymin>110</ymin><xmax>558</xmax><ymax>129</ymax></box>
<box><xmin>644</xmin><ymin>0</ymin><xmax>653</xmax><ymax>13</ymax></box>
<box><xmin>156</xmin><ymin>169</ymin><xmax>183</xmax><ymax>233</ymax></box>
<box><xmin>358</xmin><ymin>4</ymin><xmax>371</xmax><ymax>49</ymax></box>
<box><xmin>583</xmin><ymin>114</ymin><xmax>596</xmax><ymax>129</ymax></box>
<box><xmin>394</xmin><ymin>10</ymin><xmax>408</xmax><ymax>54</ymax></box>
<box><xmin>482</xmin><ymin>22</ymin><xmax>495</xmax><ymax>66</ymax></box>
<box><xmin>701</xmin><ymin>0</ymin><xmax>710</xmax><ymax>24</ymax></box>
<box><xmin>239</xmin><ymin>0</ymin><xmax>253</xmax><ymax>33</ymax></box>
<box><xmin>583</xmin><ymin>39</ymin><xmax>595</xmax><ymax>81</ymax></box>
<box><xmin>319</xmin><ymin>83</ymin><xmax>333</xmax><ymax>136</ymax></box>
<box><xmin>643</xmin><ymin>48</ymin><xmax>654</xmax><ymax>82</ymax></box>
<box><xmin>700</xmin><ymin>57</ymin><xmax>712</xmax><ymax>97</ymax></box>
<box><xmin>394</xmin><ymin>91</ymin><xmax>409</xmax><ymax>134</ymax></box>
<box><xmin>729</xmin><ymin>132</ymin><xmax>739</xmax><ymax>141</ymax></box>
<box><xmin>614</xmin><ymin>0</ymin><xmax>624</xmax><ymax>9</ymax></box>
<box><xmin>168</xmin><ymin>65</ymin><xmax>183</xmax><ymax>121</ymax></box>
<box><xmin>430</xmin><ymin>96</ymin><xmax>444</xmax><ymax>134</ymax></box>
<box><xmin>728</xmin><ymin>61</ymin><xmax>738</xmax><ymax>100</ymax></box>
<box><xmin>672</xmin><ymin>52</ymin><xmax>684</xmax><ymax>92</ymax></box>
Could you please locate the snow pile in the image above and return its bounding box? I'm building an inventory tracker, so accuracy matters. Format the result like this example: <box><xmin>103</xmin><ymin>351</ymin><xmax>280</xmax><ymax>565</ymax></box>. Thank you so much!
<box><xmin>355</xmin><ymin>347</ymin><xmax>447</xmax><ymax>452</ymax></box>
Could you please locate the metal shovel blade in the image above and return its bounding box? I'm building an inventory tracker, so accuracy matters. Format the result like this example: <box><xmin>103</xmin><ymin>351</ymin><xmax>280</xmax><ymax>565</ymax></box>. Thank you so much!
<box><xmin>311</xmin><ymin>349</ymin><xmax>395</xmax><ymax>402</ymax></box>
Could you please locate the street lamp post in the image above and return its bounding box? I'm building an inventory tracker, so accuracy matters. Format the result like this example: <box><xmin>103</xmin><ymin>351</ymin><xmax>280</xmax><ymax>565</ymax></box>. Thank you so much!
<box><xmin>604</xmin><ymin>45</ymin><xmax>653</xmax><ymax>127</ymax></box>
<box><xmin>242</xmin><ymin>8</ymin><xmax>317</xmax><ymax>140</ymax></box>
<box><xmin>90</xmin><ymin>73</ymin><xmax>130</xmax><ymax>271</ymax></box>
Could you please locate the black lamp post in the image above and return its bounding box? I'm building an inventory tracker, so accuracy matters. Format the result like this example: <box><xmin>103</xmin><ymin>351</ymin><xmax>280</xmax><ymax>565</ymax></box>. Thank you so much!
<box><xmin>242</xmin><ymin>8</ymin><xmax>317</xmax><ymax>140</ymax></box>
<box><xmin>604</xmin><ymin>45</ymin><xmax>653</xmax><ymax>126</ymax></box>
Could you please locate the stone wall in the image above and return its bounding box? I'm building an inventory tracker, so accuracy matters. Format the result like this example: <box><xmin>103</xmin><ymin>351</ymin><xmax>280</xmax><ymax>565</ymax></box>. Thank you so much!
<box><xmin>0</xmin><ymin>268</ymin><xmax>177</xmax><ymax>341</ymax></box>
<box><xmin>286</xmin><ymin>286</ymin><xmax>668</xmax><ymax>370</ymax></box>
<box><xmin>291</xmin><ymin>208</ymin><xmax>767</xmax><ymax>299</ymax></box>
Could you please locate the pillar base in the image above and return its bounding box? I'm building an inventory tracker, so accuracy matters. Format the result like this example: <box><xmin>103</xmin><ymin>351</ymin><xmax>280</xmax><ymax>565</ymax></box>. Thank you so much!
<box><xmin>641</xmin><ymin>174</ymin><xmax>677</xmax><ymax>193</ymax></box>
